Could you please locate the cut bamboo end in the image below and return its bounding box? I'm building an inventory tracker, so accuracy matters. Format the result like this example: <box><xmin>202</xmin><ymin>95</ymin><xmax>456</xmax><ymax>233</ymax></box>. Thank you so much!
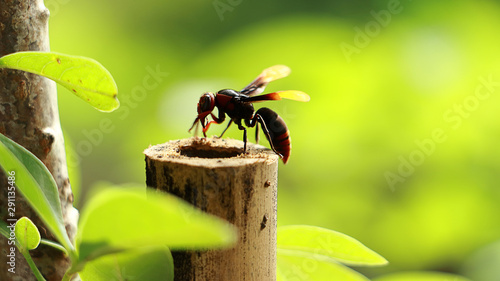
<box><xmin>144</xmin><ymin>137</ymin><xmax>279</xmax><ymax>281</ymax></box>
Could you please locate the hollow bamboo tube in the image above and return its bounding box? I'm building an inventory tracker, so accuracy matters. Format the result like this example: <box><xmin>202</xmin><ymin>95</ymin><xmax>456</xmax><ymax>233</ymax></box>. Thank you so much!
<box><xmin>144</xmin><ymin>137</ymin><xmax>278</xmax><ymax>281</ymax></box>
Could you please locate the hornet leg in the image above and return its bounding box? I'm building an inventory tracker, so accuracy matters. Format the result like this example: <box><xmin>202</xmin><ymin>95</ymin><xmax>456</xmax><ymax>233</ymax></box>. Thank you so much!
<box><xmin>216</xmin><ymin>119</ymin><xmax>233</xmax><ymax>138</ymax></box>
<box><xmin>255</xmin><ymin>121</ymin><xmax>260</xmax><ymax>144</ymax></box>
<box><xmin>202</xmin><ymin>111</ymin><xmax>226</xmax><ymax>137</ymax></box>
<box><xmin>235</xmin><ymin>119</ymin><xmax>248</xmax><ymax>153</ymax></box>
<box><xmin>246</xmin><ymin>115</ymin><xmax>282</xmax><ymax>157</ymax></box>
<box><xmin>245</xmin><ymin>117</ymin><xmax>260</xmax><ymax>144</ymax></box>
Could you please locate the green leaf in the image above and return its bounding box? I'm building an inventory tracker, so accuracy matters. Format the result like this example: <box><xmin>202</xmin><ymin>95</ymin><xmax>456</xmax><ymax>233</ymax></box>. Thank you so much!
<box><xmin>0</xmin><ymin>51</ymin><xmax>119</xmax><ymax>112</ymax></box>
<box><xmin>0</xmin><ymin>220</ymin><xmax>13</xmax><ymax>240</ymax></box>
<box><xmin>0</xmin><ymin>133</ymin><xmax>74</xmax><ymax>253</ymax></box>
<box><xmin>372</xmin><ymin>271</ymin><xmax>472</xmax><ymax>281</ymax></box>
<box><xmin>1</xmin><ymin>219</ymin><xmax>47</xmax><ymax>281</ymax></box>
<box><xmin>76</xmin><ymin>186</ymin><xmax>237</xmax><ymax>263</ymax></box>
<box><xmin>80</xmin><ymin>247</ymin><xmax>174</xmax><ymax>281</ymax></box>
<box><xmin>277</xmin><ymin>252</ymin><xmax>369</xmax><ymax>281</ymax></box>
<box><xmin>15</xmin><ymin>217</ymin><xmax>41</xmax><ymax>251</ymax></box>
<box><xmin>277</xmin><ymin>225</ymin><xmax>388</xmax><ymax>266</ymax></box>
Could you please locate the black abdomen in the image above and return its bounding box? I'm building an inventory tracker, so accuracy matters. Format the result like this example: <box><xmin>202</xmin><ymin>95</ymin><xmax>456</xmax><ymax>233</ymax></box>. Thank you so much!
<box><xmin>256</xmin><ymin>107</ymin><xmax>291</xmax><ymax>163</ymax></box>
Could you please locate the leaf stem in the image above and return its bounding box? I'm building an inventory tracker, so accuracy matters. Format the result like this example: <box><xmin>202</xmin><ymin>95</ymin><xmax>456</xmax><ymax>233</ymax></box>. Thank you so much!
<box><xmin>19</xmin><ymin>248</ymin><xmax>46</xmax><ymax>281</ymax></box>
<box><xmin>40</xmin><ymin>238</ymin><xmax>68</xmax><ymax>255</ymax></box>
<box><xmin>62</xmin><ymin>272</ymin><xmax>75</xmax><ymax>281</ymax></box>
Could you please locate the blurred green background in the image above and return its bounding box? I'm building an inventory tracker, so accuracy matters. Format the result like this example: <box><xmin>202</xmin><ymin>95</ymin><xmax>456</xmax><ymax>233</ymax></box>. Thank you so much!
<box><xmin>47</xmin><ymin>0</ymin><xmax>500</xmax><ymax>279</ymax></box>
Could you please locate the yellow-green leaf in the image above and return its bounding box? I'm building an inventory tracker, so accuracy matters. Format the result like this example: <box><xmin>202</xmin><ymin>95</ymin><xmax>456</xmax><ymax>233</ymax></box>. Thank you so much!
<box><xmin>278</xmin><ymin>225</ymin><xmax>388</xmax><ymax>266</ymax></box>
<box><xmin>76</xmin><ymin>186</ymin><xmax>237</xmax><ymax>263</ymax></box>
<box><xmin>0</xmin><ymin>133</ymin><xmax>74</xmax><ymax>253</ymax></box>
<box><xmin>372</xmin><ymin>271</ymin><xmax>472</xmax><ymax>281</ymax></box>
<box><xmin>277</xmin><ymin>252</ymin><xmax>369</xmax><ymax>281</ymax></box>
<box><xmin>79</xmin><ymin>247</ymin><xmax>174</xmax><ymax>281</ymax></box>
<box><xmin>15</xmin><ymin>217</ymin><xmax>41</xmax><ymax>251</ymax></box>
<box><xmin>0</xmin><ymin>51</ymin><xmax>119</xmax><ymax>112</ymax></box>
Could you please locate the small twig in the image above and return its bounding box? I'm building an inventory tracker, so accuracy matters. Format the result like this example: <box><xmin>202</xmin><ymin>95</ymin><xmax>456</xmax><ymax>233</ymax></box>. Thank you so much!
<box><xmin>40</xmin><ymin>238</ymin><xmax>68</xmax><ymax>255</ymax></box>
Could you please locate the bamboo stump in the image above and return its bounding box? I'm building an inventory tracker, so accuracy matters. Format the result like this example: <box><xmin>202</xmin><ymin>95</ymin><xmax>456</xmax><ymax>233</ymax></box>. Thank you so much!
<box><xmin>144</xmin><ymin>137</ymin><xmax>278</xmax><ymax>281</ymax></box>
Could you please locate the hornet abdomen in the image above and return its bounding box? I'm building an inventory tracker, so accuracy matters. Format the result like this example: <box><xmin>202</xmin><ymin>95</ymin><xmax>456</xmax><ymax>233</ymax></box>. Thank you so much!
<box><xmin>255</xmin><ymin>107</ymin><xmax>291</xmax><ymax>164</ymax></box>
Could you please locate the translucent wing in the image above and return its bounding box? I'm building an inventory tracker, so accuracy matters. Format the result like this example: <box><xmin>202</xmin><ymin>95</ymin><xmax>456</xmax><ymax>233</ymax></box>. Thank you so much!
<box><xmin>275</xmin><ymin>90</ymin><xmax>310</xmax><ymax>102</ymax></box>
<box><xmin>242</xmin><ymin>90</ymin><xmax>310</xmax><ymax>102</ymax></box>
<box><xmin>240</xmin><ymin>65</ymin><xmax>291</xmax><ymax>96</ymax></box>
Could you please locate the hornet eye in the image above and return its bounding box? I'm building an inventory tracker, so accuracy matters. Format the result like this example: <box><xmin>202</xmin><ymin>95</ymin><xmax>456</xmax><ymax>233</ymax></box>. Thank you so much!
<box><xmin>199</xmin><ymin>92</ymin><xmax>214</xmax><ymax>113</ymax></box>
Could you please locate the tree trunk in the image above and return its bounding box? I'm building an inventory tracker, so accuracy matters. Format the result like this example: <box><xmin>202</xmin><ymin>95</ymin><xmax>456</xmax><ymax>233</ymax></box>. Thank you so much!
<box><xmin>144</xmin><ymin>137</ymin><xmax>278</xmax><ymax>281</ymax></box>
<box><xmin>0</xmin><ymin>1</ymin><xmax>78</xmax><ymax>280</ymax></box>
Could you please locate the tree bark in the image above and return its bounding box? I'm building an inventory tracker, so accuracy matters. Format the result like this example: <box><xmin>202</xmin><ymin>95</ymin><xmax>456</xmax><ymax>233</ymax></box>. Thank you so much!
<box><xmin>144</xmin><ymin>137</ymin><xmax>278</xmax><ymax>281</ymax></box>
<box><xmin>0</xmin><ymin>1</ymin><xmax>78</xmax><ymax>280</ymax></box>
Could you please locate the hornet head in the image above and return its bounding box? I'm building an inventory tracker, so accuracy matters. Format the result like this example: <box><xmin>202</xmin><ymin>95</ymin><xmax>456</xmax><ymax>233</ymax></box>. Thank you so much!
<box><xmin>189</xmin><ymin>92</ymin><xmax>216</xmax><ymax>134</ymax></box>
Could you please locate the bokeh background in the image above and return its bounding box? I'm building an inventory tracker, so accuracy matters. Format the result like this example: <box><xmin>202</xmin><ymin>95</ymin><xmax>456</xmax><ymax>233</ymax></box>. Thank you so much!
<box><xmin>47</xmin><ymin>0</ymin><xmax>500</xmax><ymax>279</ymax></box>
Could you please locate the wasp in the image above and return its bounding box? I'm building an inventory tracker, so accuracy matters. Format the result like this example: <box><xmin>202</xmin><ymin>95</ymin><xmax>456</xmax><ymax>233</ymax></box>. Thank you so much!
<box><xmin>189</xmin><ymin>65</ymin><xmax>309</xmax><ymax>164</ymax></box>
